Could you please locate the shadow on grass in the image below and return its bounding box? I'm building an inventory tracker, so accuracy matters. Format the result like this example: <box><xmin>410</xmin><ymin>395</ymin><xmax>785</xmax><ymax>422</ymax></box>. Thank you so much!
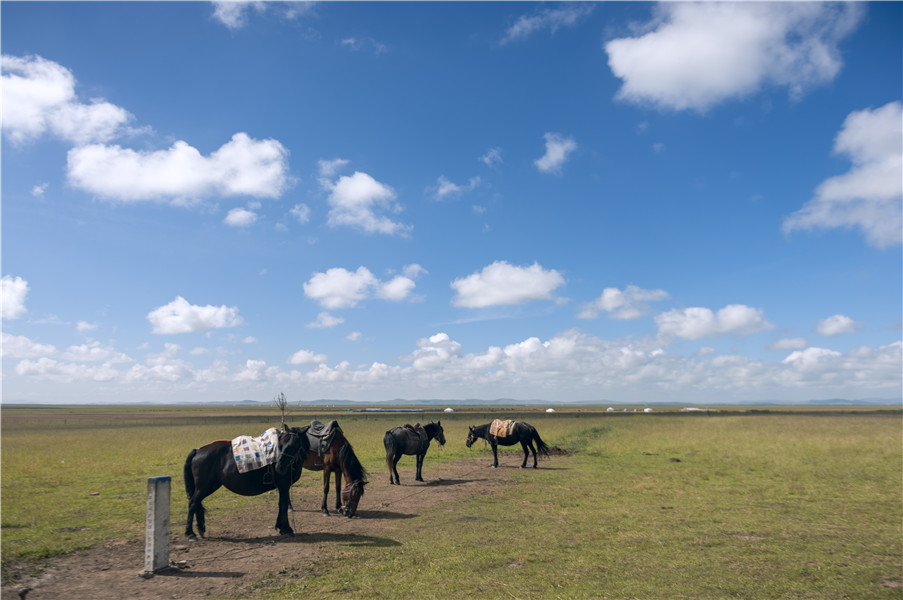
<box><xmin>208</xmin><ymin>532</ymin><xmax>401</xmax><ymax>548</ymax></box>
<box><xmin>156</xmin><ymin>568</ymin><xmax>244</xmax><ymax>579</ymax></box>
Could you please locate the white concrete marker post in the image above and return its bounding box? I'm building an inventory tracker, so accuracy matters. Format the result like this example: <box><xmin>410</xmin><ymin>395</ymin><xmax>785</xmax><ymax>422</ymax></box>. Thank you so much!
<box><xmin>143</xmin><ymin>476</ymin><xmax>171</xmax><ymax>577</ymax></box>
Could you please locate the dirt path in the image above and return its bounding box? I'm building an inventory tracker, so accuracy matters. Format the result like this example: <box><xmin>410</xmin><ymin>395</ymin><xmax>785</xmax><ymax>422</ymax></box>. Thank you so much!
<box><xmin>2</xmin><ymin>457</ymin><xmax>522</xmax><ymax>600</ymax></box>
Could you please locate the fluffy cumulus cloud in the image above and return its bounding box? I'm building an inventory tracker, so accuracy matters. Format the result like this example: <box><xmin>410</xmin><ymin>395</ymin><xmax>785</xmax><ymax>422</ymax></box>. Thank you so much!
<box><xmin>655</xmin><ymin>304</ymin><xmax>773</xmax><ymax>340</ymax></box>
<box><xmin>1</xmin><ymin>275</ymin><xmax>29</xmax><ymax>320</ymax></box>
<box><xmin>224</xmin><ymin>207</ymin><xmax>259</xmax><ymax>227</ymax></box>
<box><xmin>287</xmin><ymin>349</ymin><xmax>327</xmax><ymax>365</ymax></box>
<box><xmin>307</xmin><ymin>312</ymin><xmax>344</xmax><ymax>329</ymax></box>
<box><xmin>535</xmin><ymin>133</ymin><xmax>577</xmax><ymax>174</ymax></box>
<box><xmin>816</xmin><ymin>314</ymin><xmax>860</xmax><ymax>336</ymax></box>
<box><xmin>451</xmin><ymin>261</ymin><xmax>565</xmax><ymax>308</ymax></box>
<box><xmin>303</xmin><ymin>264</ymin><xmax>425</xmax><ymax>309</ymax></box>
<box><xmin>325</xmin><ymin>171</ymin><xmax>410</xmax><ymax>235</ymax></box>
<box><xmin>146</xmin><ymin>296</ymin><xmax>244</xmax><ymax>334</ymax></box>
<box><xmin>784</xmin><ymin>102</ymin><xmax>903</xmax><ymax>248</ymax></box>
<box><xmin>1</xmin><ymin>54</ymin><xmax>135</xmax><ymax>145</ymax></box>
<box><xmin>1</xmin><ymin>333</ymin><xmax>56</xmax><ymax>359</ymax></box>
<box><xmin>605</xmin><ymin>3</ymin><xmax>863</xmax><ymax>112</ymax></box>
<box><xmin>67</xmin><ymin>133</ymin><xmax>289</xmax><ymax>203</ymax></box>
<box><xmin>578</xmin><ymin>285</ymin><xmax>670</xmax><ymax>320</ymax></box>
<box><xmin>501</xmin><ymin>4</ymin><xmax>596</xmax><ymax>45</ymax></box>
<box><xmin>7</xmin><ymin>329</ymin><xmax>901</xmax><ymax>400</ymax></box>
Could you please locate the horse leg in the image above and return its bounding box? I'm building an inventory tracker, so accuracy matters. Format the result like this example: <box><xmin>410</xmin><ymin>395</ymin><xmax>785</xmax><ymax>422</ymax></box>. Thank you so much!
<box><xmin>415</xmin><ymin>452</ymin><xmax>424</xmax><ymax>482</ymax></box>
<box><xmin>333</xmin><ymin>469</ymin><xmax>342</xmax><ymax>513</ymax></box>
<box><xmin>391</xmin><ymin>453</ymin><xmax>403</xmax><ymax>485</ymax></box>
<box><xmin>491</xmin><ymin>442</ymin><xmax>499</xmax><ymax>468</ymax></box>
<box><xmin>520</xmin><ymin>441</ymin><xmax>530</xmax><ymax>468</ymax></box>
<box><xmin>186</xmin><ymin>481</ymin><xmax>219</xmax><ymax>540</ymax></box>
<box><xmin>386</xmin><ymin>446</ymin><xmax>397</xmax><ymax>485</ymax></box>
<box><xmin>321</xmin><ymin>468</ymin><xmax>331</xmax><ymax>516</ymax></box>
<box><xmin>528</xmin><ymin>440</ymin><xmax>538</xmax><ymax>468</ymax></box>
<box><xmin>275</xmin><ymin>480</ymin><xmax>294</xmax><ymax>536</ymax></box>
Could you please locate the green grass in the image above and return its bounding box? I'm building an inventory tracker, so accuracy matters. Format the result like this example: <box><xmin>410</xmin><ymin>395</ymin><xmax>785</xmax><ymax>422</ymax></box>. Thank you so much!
<box><xmin>2</xmin><ymin>406</ymin><xmax>901</xmax><ymax>598</ymax></box>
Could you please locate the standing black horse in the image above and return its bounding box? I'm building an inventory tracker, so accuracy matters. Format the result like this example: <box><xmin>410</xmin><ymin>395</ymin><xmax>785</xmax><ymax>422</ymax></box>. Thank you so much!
<box><xmin>465</xmin><ymin>420</ymin><xmax>549</xmax><ymax>468</ymax></box>
<box><xmin>183</xmin><ymin>427</ymin><xmax>308</xmax><ymax>540</ymax></box>
<box><xmin>383</xmin><ymin>421</ymin><xmax>446</xmax><ymax>485</ymax></box>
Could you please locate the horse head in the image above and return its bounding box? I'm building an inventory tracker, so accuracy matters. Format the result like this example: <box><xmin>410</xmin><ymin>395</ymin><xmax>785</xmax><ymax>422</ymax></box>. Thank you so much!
<box><xmin>465</xmin><ymin>425</ymin><xmax>477</xmax><ymax>448</ymax></box>
<box><xmin>340</xmin><ymin>480</ymin><xmax>368</xmax><ymax>517</ymax></box>
<box><xmin>435</xmin><ymin>420</ymin><xmax>446</xmax><ymax>446</ymax></box>
<box><xmin>275</xmin><ymin>428</ymin><xmax>307</xmax><ymax>475</ymax></box>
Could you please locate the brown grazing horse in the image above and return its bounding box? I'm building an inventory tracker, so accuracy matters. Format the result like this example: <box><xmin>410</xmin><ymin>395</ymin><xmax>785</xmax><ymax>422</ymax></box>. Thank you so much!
<box><xmin>299</xmin><ymin>425</ymin><xmax>369</xmax><ymax>517</ymax></box>
<box><xmin>183</xmin><ymin>427</ymin><xmax>308</xmax><ymax>539</ymax></box>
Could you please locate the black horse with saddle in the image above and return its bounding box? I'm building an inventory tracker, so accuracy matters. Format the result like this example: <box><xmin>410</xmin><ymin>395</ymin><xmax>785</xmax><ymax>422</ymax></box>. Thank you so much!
<box><xmin>383</xmin><ymin>421</ymin><xmax>445</xmax><ymax>484</ymax></box>
<box><xmin>466</xmin><ymin>419</ymin><xmax>549</xmax><ymax>468</ymax></box>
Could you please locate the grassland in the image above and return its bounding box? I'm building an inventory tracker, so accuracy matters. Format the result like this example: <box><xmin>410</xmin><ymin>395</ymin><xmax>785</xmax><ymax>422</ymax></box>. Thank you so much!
<box><xmin>2</xmin><ymin>404</ymin><xmax>901</xmax><ymax>598</ymax></box>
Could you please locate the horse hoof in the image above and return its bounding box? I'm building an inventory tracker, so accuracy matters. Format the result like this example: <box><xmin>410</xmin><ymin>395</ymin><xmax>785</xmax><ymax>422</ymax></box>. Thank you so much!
<box><xmin>187</xmin><ymin>534</ymin><xmax>198</xmax><ymax>542</ymax></box>
<box><xmin>280</xmin><ymin>530</ymin><xmax>294</xmax><ymax>537</ymax></box>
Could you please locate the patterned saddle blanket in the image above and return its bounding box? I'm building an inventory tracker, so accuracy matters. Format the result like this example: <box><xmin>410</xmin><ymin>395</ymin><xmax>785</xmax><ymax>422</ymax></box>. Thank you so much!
<box><xmin>489</xmin><ymin>419</ymin><xmax>516</xmax><ymax>438</ymax></box>
<box><xmin>232</xmin><ymin>427</ymin><xmax>280</xmax><ymax>474</ymax></box>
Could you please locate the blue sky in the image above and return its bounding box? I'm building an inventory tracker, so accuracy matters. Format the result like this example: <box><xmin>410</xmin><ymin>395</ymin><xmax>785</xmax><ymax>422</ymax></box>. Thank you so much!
<box><xmin>2</xmin><ymin>1</ymin><xmax>901</xmax><ymax>405</ymax></box>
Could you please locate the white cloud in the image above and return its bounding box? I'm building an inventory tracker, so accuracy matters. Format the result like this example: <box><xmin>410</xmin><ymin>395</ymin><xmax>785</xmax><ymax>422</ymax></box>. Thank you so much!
<box><xmin>451</xmin><ymin>261</ymin><xmax>565</xmax><ymax>308</ymax></box>
<box><xmin>1</xmin><ymin>54</ymin><xmax>136</xmax><ymax>145</ymax></box>
<box><xmin>340</xmin><ymin>37</ymin><xmax>388</xmax><ymax>55</ymax></box>
<box><xmin>480</xmin><ymin>147</ymin><xmax>503</xmax><ymax>167</ymax></box>
<box><xmin>224</xmin><ymin>207</ymin><xmax>259</xmax><ymax>227</ymax></box>
<box><xmin>784</xmin><ymin>101</ymin><xmax>903</xmax><ymax>248</ymax></box>
<box><xmin>326</xmin><ymin>171</ymin><xmax>410</xmax><ymax>235</ymax></box>
<box><xmin>1</xmin><ymin>275</ymin><xmax>29</xmax><ymax>319</ymax></box>
<box><xmin>76</xmin><ymin>321</ymin><xmax>98</xmax><ymax>333</ymax></box>
<box><xmin>303</xmin><ymin>264</ymin><xmax>423</xmax><ymax>309</ymax></box>
<box><xmin>535</xmin><ymin>133</ymin><xmax>577</xmax><ymax>174</ymax></box>
<box><xmin>60</xmin><ymin>341</ymin><xmax>132</xmax><ymax>363</ymax></box>
<box><xmin>211</xmin><ymin>1</ymin><xmax>314</xmax><ymax>29</ymax></box>
<box><xmin>655</xmin><ymin>304</ymin><xmax>773</xmax><ymax>340</ymax></box>
<box><xmin>578</xmin><ymin>285</ymin><xmax>670</xmax><ymax>320</ymax></box>
<box><xmin>147</xmin><ymin>296</ymin><xmax>244</xmax><ymax>334</ymax></box>
<box><xmin>288</xmin><ymin>348</ymin><xmax>327</xmax><ymax>365</ymax></box>
<box><xmin>67</xmin><ymin>133</ymin><xmax>289</xmax><ymax>203</ymax></box>
<box><xmin>1</xmin><ymin>333</ymin><xmax>56</xmax><ymax>359</ymax></box>
<box><xmin>429</xmin><ymin>176</ymin><xmax>481</xmax><ymax>201</ymax></box>
<box><xmin>781</xmin><ymin>347</ymin><xmax>842</xmax><ymax>371</ymax></box>
<box><xmin>32</xmin><ymin>183</ymin><xmax>49</xmax><ymax>197</ymax></box>
<box><xmin>212</xmin><ymin>1</ymin><xmax>258</xmax><ymax>29</ymax></box>
<box><xmin>378</xmin><ymin>275</ymin><xmax>418</xmax><ymax>302</ymax></box>
<box><xmin>501</xmin><ymin>4</ymin><xmax>596</xmax><ymax>45</ymax></box>
<box><xmin>768</xmin><ymin>337</ymin><xmax>809</xmax><ymax>351</ymax></box>
<box><xmin>16</xmin><ymin>357</ymin><xmax>121</xmax><ymax>383</ymax></box>
<box><xmin>290</xmin><ymin>203</ymin><xmax>311</xmax><ymax>224</ymax></box>
<box><xmin>303</xmin><ymin>267</ymin><xmax>378</xmax><ymax>309</ymax></box>
<box><xmin>318</xmin><ymin>158</ymin><xmax>350</xmax><ymax>180</ymax></box>
<box><xmin>307</xmin><ymin>312</ymin><xmax>344</xmax><ymax>329</ymax></box>
<box><xmin>605</xmin><ymin>3</ymin><xmax>863</xmax><ymax>112</ymax></box>
<box><xmin>816</xmin><ymin>314</ymin><xmax>860</xmax><ymax>336</ymax></box>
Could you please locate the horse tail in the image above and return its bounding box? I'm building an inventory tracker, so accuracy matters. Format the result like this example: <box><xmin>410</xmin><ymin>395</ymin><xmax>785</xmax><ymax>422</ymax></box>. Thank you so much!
<box><xmin>341</xmin><ymin>440</ymin><xmax>369</xmax><ymax>483</ymax></box>
<box><xmin>532</xmin><ymin>427</ymin><xmax>550</xmax><ymax>459</ymax></box>
<box><xmin>183</xmin><ymin>448</ymin><xmax>198</xmax><ymax>500</ymax></box>
<box><xmin>383</xmin><ymin>431</ymin><xmax>396</xmax><ymax>468</ymax></box>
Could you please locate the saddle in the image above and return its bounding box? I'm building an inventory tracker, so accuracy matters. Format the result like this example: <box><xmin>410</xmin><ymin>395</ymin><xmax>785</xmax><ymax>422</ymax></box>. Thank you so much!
<box><xmin>401</xmin><ymin>423</ymin><xmax>428</xmax><ymax>445</ymax></box>
<box><xmin>489</xmin><ymin>419</ymin><xmax>517</xmax><ymax>438</ymax></box>
<box><xmin>304</xmin><ymin>420</ymin><xmax>341</xmax><ymax>456</ymax></box>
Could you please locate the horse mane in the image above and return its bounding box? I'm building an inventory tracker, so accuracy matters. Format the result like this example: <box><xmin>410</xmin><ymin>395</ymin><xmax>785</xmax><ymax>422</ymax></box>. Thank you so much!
<box><xmin>339</xmin><ymin>435</ymin><xmax>369</xmax><ymax>483</ymax></box>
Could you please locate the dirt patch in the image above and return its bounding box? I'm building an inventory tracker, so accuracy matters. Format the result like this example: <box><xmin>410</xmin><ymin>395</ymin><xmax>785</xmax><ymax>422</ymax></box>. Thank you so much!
<box><xmin>2</xmin><ymin>458</ymin><xmax>525</xmax><ymax>600</ymax></box>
